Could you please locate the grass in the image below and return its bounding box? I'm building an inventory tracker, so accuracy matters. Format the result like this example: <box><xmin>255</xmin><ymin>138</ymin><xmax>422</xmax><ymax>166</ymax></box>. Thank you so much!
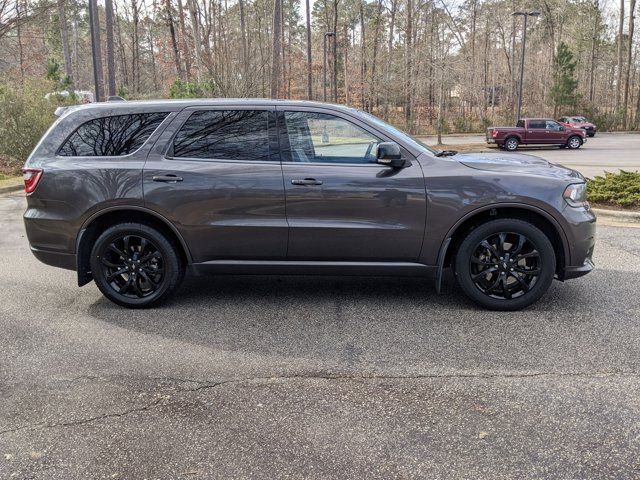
<box><xmin>587</xmin><ymin>170</ymin><xmax>640</xmax><ymax>209</ymax></box>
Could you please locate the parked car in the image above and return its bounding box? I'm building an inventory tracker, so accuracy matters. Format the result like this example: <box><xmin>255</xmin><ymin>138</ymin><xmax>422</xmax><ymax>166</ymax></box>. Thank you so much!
<box><xmin>23</xmin><ymin>100</ymin><xmax>596</xmax><ymax>310</ymax></box>
<box><xmin>558</xmin><ymin>116</ymin><xmax>597</xmax><ymax>137</ymax></box>
<box><xmin>487</xmin><ymin>118</ymin><xmax>587</xmax><ymax>151</ymax></box>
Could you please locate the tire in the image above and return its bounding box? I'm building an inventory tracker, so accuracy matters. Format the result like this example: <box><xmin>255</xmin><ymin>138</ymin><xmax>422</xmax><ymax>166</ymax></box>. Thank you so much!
<box><xmin>566</xmin><ymin>135</ymin><xmax>582</xmax><ymax>149</ymax></box>
<box><xmin>504</xmin><ymin>137</ymin><xmax>519</xmax><ymax>151</ymax></box>
<box><xmin>588</xmin><ymin>132</ymin><xmax>595</xmax><ymax>138</ymax></box>
<box><xmin>454</xmin><ymin>219</ymin><xmax>556</xmax><ymax>311</ymax></box>
<box><xmin>90</xmin><ymin>223</ymin><xmax>185</xmax><ymax>308</ymax></box>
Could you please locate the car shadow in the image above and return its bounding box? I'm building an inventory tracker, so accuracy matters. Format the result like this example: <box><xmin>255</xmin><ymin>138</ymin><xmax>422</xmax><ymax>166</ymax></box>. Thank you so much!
<box><xmin>83</xmin><ymin>269</ymin><xmax>627</xmax><ymax>372</ymax></box>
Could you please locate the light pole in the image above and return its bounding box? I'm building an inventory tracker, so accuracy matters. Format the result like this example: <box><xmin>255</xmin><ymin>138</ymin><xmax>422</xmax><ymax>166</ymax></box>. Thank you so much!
<box><xmin>513</xmin><ymin>11</ymin><xmax>539</xmax><ymax>123</ymax></box>
<box><xmin>323</xmin><ymin>32</ymin><xmax>335</xmax><ymax>102</ymax></box>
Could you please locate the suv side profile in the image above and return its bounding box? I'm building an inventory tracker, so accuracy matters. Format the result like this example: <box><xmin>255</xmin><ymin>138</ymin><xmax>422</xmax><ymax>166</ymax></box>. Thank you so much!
<box><xmin>23</xmin><ymin>100</ymin><xmax>596</xmax><ymax>310</ymax></box>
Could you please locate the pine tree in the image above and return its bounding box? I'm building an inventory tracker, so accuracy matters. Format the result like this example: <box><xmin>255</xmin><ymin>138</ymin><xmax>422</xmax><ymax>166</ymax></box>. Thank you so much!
<box><xmin>549</xmin><ymin>42</ymin><xmax>580</xmax><ymax>117</ymax></box>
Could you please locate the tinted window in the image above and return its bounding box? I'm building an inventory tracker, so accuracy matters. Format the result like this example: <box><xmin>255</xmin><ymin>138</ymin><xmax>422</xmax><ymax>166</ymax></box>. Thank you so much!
<box><xmin>516</xmin><ymin>120</ymin><xmax>525</xmax><ymax>128</ymax></box>
<box><xmin>59</xmin><ymin>113</ymin><xmax>168</xmax><ymax>156</ymax></box>
<box><xmin>283</xmin><ymin>111</ymin><xmax>381</xmax><ymax>164</ymax></box>
<box><xmin>528</xmin><ymin>120</ymin><xmax>546</xmax><ymax>129</ymax></box>
<box><xmin>546</xmin><ymin>120</ymin><xmax>561</xmax><ymax>130</ymax></box>
<box><xmin>172</xmin><ymin>110</ymin><xmax>270</xmax><ymax>160</ymax></box>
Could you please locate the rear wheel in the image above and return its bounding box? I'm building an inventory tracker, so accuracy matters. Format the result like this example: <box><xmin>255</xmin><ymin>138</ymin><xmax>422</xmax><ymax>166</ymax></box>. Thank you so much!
<box><xmin>454</xmin><ymin>219</ymin><xmax>556</xmax><ymax>311</ymax></box>
<box><xmin>504</xmin><ymin>137</ymin><xmax>519</xmax><ymax>151</ymax></box>
<box><xmin>566</xmin><ymin>135</ymin><xmax>582</xmax><ymax>149</ymax></box>
<box><xmin>90</xmin><ymin>223</ymin><xmax>185</xmax><ymax>308</ymax></box>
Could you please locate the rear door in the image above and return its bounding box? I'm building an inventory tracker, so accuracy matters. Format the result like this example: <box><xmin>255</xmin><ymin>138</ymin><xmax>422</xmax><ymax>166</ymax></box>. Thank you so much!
<box><xmin>525</xmin><ymin>119</ymin><xmax>547</xmax><ymax>143</ymax></box>
<box><xmin>277</xmin><ymin>107</ymin><xmax>426</xmax><ymax>262</ymax></box>
<box><xmin>143</xmin><ymin>106</ymin><xmax>288</xmax><ymax>263</ymax></box>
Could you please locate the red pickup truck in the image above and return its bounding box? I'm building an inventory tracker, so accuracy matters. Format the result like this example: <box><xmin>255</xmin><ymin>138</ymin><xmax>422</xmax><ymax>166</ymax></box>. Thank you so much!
<box><xmin>486</xmin><ymin>118</ymin><xmax>587</xmax><ymax>151</ymax></box>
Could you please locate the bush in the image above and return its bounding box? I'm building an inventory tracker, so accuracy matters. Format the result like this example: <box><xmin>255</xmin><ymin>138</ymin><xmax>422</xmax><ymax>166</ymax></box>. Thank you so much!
<box><xmin>587</xmin><ymin>170</ymin><xmax>640</xmax><ymax>208</ymax></box>
<box><xmin>0</xmin><ymin>80</ymin><xmax>76</xmax><ymax>173</ymax></box>
<box><xmin>169</xmin><ymin>79</ymin><xmax>216</xmax><ymax>99</ymax></box>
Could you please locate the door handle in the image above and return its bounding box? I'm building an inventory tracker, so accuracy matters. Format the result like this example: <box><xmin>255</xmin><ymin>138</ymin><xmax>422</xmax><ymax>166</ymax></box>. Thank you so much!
<box><xmin>152</xmin><ymin>174</ymin><xmax>183</xmax><ymax>183</ymax></box>
<box><xmin>291</xmin><ymin>178</ymin><xmax>323</xmax><ymax>186</ymax></box>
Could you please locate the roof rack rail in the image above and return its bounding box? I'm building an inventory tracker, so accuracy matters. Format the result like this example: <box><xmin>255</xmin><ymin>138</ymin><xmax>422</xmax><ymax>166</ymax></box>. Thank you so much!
<box><xmin>107</xmin><ymin>96</ymin><xmax>126</xmax><ymax>102</ymax></box>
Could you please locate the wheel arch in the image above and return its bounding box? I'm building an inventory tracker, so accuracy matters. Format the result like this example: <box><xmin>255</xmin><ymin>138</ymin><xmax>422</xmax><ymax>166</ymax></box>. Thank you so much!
<box><xmin>76</xmin><ymin>206</ymin><xmax>192</xmax><ymax>286</ymax></box>
<box><xmin>436</xmin><ymin>204</ymin><xmax>570</xmax><ymax>291</ymax></box>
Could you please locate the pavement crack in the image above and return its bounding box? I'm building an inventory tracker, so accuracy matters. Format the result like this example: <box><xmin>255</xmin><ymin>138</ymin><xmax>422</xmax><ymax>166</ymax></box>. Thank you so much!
<box><xmin>0</xmin><ymin>397</ymin><xmax>164</xmax><ymax>437</ymax></box>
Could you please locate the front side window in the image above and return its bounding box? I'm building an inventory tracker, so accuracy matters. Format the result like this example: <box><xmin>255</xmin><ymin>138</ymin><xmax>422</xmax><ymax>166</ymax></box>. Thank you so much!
<box><xmin>59</xmin><ymin>113</ymin><xmax>168</xmax><ymax>156</ymax></box>
<box><xmin>283</xmin><ymin>111</ymin><xmax>381</xmax><ymax>164</ymax></box>
<box><xmin>172</xmin><ymin>110</ymin><xmax>270</xmax><ymax>161</ymax></box>
<box><xmin>546</xmin><ymin>120</ymin><xmax>561</xmax><ymax>130</ymax></box>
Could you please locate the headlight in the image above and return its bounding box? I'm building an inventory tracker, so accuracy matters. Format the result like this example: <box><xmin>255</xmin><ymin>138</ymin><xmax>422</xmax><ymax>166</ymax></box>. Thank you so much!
<box><xmin>563</xmin><ymin>183</ymin><xmax>588</xmax><ymax>208</ymax></box>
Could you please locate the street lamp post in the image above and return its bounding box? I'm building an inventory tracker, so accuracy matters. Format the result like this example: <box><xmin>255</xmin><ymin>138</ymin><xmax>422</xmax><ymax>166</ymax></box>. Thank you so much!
<box><xmin>513</xmin><ymin>11</ymin><xmax>539</xmax><ymax>123</ymax></box>
<box><xmin>323</xmin><ymin>32</ymin><xmax>335</xmax><ymax>102</ymax></box>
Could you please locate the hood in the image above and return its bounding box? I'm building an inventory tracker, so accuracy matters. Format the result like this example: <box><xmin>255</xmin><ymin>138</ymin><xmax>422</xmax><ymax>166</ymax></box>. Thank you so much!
<box><xmin>456</xmin><ymin>152</ymin><xmax>584</xmax><ymax>180</ymax></box>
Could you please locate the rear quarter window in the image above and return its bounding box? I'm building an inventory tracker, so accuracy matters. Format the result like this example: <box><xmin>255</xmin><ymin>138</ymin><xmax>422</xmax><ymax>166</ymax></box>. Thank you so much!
<box><xmin>58</xmin><ymin>112</ymin><xmax>168</xmax><ymax>156</ymax></box>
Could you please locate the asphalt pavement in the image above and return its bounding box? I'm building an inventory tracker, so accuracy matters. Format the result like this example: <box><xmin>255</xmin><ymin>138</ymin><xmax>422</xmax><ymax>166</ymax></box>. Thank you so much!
<box><xmin>1</xmin><ymin>192</ymin><xmax>640</xmax><ymax>479</ymax></box>
<box><xmin>419</xmin><ymin>132</ymin><xmax>640</xmax><ymax>178</ymax></box>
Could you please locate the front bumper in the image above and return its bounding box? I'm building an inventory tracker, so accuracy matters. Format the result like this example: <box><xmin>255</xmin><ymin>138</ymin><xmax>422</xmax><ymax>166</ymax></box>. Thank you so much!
<box><xmin>559</xmin><ymin>206</ymin><xmax>596</xmax><ymax>280</ymax></box>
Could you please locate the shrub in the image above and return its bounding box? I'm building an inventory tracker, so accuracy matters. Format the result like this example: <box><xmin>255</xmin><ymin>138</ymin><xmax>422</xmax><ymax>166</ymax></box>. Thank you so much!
<box><xmin>169</xmin><ymin>79</ymin><xmax>216</xmax><ymax>99</ymax></box>
<box><xmin>587</xmin><ymin>170</ymin><xmax>640</xmax><ymax>208</ymax></box>
<box><xmin>0</xmin><ymin>80</ymin><xmax>76</xmax><ymax>173</ymax></box>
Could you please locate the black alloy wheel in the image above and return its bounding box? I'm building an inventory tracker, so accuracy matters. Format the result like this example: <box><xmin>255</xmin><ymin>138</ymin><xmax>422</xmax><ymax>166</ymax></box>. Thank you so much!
<box><xmin>455</xmin><ymin>219</ymin><xmax>556</xmax><ymax>310</ymax></box>
<box><xmin>469</xmin><ymin>232</ymin><xmax>540</xmax><ymax>300</ymax></box>
<box><xmin>100</xmin><ymin>235</ymin><xmax>164</xmax><ymax>299</ymax></box>
<box><xmin>90</xmin><ymin>223</ymin><xmax>184</xmax><ymax>308</ymax></box>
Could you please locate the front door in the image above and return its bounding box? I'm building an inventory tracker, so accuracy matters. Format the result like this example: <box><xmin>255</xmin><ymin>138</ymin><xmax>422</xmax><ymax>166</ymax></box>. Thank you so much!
<box><xmin>143</xmin><ymin>106</ymin><xmax>288</xmax><ymax>263</ymax></box>
<box><xmin>278</xmin><ymin>108</ymin><xmax>427</xmax><ymax>262</ymax></box>
<box><xmin>545</xmin><ymin>120</ymin><xmax>566</xmax><ymax>144</ymax></box>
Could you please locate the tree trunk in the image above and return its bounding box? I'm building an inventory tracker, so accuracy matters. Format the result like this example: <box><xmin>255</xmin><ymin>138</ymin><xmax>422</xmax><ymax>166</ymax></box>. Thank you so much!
<box><xmin>589</xmin><ymin>0</ymin><xmax>599</xmax><ymax>103</ymax></box>
<box><xmin>360</xmin><ymin>0</ymin><xmax>366</xmax><ymax>109</ymax></box>
<box><xmin>131</xmin><ymin>0</ymin><xmax>140</xmax><ymax>93</ymax></box>
<box><xmin>405</xmin><ymin>0</ymin><xmax>413</xmax><ymax>130</ymax></box>
<box><xmin>332</xmin><ymin>0</ymin><xmax>338</xmax><ymax>102</ymax></box>
<box><xmin>622</xmin><ymin>0</ymin><xmax>636</xmax><ymax>128</ymax></box>
<box><xmin>88</xmin><ymin>0</ymin><xmax>105</xmax><ymax>101</ymax></box>
<box><xmin>271</xmin><ymin>0</ymin><xmax>282</xmax><ymax>97</ymax></box>
<box><xmin>306</xmin><ymin>0</ymin><xmax>312</xmax><ymax>99</ymax></box>
<box><xmin>176</xmin><ymin>0</ymin><xmax>191</xmax><ymax>78</ymax></box>
<box><xmin>104</xmin><ymin>0</ymin><xmax>117</xmax><ymax>96</ymax></box>
<box><xmin>187</xmin><ymin>0</ymin><xmax>203</xmax><ymax>80</ymax></box>
<box><xmin>57</xmin><ymin>0</ymin><xmax>73</xmax><ymax>86</ymax></box>
<box><xmin>615</xmin><ymin>0</ymin><xmax>625</xmax><ymax>114</ymax></box>
<box><xmin>239</xmin><ymin>0</ymin><xmax>248</xmax><ymax>78</ymax></box>
<box><xmin>165</xmin><ymin>0</ymin><xmax>183</xmax><ymax>78</ymax></box>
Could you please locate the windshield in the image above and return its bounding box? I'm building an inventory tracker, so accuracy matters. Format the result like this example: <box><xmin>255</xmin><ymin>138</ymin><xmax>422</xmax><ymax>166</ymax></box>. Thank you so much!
<box><xmin>572</xmin><ymin>117</ymin><xmax>586</xmax><ymax>123</ymax></box>
<box><xmin>356</xmin><ymin>110</ymin><xmax>440</xmax><ymax>155</ymax></box>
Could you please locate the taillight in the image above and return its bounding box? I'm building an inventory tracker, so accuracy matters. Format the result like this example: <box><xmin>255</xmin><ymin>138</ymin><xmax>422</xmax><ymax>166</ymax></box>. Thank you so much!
<box><xmin>22</xmin><ymin>168</ymin><xmax>43</xmax><ymax>194</ymax></box>
<box><xmin>492</xmin><ymin>129</ymin><xmax>498</xmax><ymax>138</ymax></box>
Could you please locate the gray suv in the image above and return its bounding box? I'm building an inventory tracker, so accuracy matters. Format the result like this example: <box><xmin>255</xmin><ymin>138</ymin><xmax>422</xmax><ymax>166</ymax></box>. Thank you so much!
<box><xmin>23</xmin><ymin>99</ymin><xmax>596</xmax><ymax>310</ymax></box>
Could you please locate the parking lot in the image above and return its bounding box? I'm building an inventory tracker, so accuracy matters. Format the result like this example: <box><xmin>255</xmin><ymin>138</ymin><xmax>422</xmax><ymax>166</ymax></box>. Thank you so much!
<box><xmin>1</xmin><ymin>186</ymin><xmax>640</xmax><ymax>478</ymax></box>
<box><xmin>420</xmin><ymin>131</ymin><xmax>640</xmax><ymax>178</ymax></box>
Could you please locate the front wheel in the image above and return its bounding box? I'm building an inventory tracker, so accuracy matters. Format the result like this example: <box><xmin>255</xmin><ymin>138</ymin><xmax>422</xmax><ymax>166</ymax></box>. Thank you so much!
<box><xmin>90</xmin><ymin>223</ymin><xmax>185</xmax><ymax>308</ymax></box>
<box><xmin>566</xmin><ymin>135</ymin><xmax>582</xmax><ymax>149</ymax></box>
<box><xmin>454</xmin><ymin>219</ymin><xmax>556</xmax><ymax>311</ymax></box>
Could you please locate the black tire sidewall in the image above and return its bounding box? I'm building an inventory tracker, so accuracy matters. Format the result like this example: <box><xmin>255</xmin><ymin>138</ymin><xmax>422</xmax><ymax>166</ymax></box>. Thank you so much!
<box><xmin>504</xmin><ymin>138</ymin><xmax>519</xmax><ymax>151</ymax></box>
<box><xmin>90</xmin><ymin>223</ymin><xmax>183</xmax><ymax>308</ymax></box>
<box><xmin>567</xmin><ymin>136</ymin><xmax>582</xmax><ymax>149</ymax></box>
<box><xmin>455</xmin><ymin>219</ymin><xmax>556</xmax><ymax>311</ymax></box>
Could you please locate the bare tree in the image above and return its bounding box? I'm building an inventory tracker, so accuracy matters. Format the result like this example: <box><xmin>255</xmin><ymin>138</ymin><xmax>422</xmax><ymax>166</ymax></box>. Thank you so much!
<box><xmin>306</xmin><ymin>0</ymin><xmax>312</xmax><ymax>99</ymax></box>
<box><xmin>271</xmin><ymin>0</ymin><xmax>282</xmax><ymax>97</ymax></box>
<box><xmin>623</xmin><ymin>0</ymin><xmax>636</xmax><ymax>127</ymax></box>
<box><xmin>105</xmin><ymin>0</ymin><xmax>117</xmax><ymax>96</ymax></box>
<box><xmin>57</xmin><ymin>0</ymin><xmax>73</xmax><ymax>86</ymax></box>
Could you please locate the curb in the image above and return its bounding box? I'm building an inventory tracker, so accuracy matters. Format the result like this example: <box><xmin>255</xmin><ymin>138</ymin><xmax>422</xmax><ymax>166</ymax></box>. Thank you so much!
<box><xmin>592</xmin><ymin>207</ymin><xmax>640</xmax><ymax>223</ymax></box>
<box><xmin>0</xmin><ymin>183</ymin><xmax>23</xmax><ymax>195</ymax></box>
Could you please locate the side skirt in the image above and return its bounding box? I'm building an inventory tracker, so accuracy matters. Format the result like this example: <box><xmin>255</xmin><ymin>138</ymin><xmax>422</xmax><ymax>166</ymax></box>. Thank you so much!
<box><xmin>190</xmin><ymin>260</ymin><xmax>438</xmax><ymax>278</ymax></box>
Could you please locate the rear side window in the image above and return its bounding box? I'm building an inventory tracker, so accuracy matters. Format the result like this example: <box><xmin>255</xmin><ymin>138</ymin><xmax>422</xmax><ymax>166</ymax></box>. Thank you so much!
<box><xmin>528</xmin><ymin>120</ymin><xmax>546</xmax><ymax>129</ymax></box>
<box><xmin>59</xmin><ymin>113</ymin><xmax>168</xmax><ymax>156</ymax></box>
<box><xmin>172</xmin><ymin>110</ymin><xmax>270</xmax><ymax>161</ymax></box>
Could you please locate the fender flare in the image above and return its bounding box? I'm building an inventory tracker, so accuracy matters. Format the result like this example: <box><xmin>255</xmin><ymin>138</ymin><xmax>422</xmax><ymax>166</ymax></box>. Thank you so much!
<box><xmin>434</xmin><ymin>203</ymin><xmax>570</xmax><ymax>293</ymax></box>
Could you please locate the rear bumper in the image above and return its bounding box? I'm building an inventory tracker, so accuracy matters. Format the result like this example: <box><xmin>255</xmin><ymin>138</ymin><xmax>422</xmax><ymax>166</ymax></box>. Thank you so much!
<box><xmin>30</xmin><ymin>246</ymin><xmax>76</xmax><ymax>271</ymax></box>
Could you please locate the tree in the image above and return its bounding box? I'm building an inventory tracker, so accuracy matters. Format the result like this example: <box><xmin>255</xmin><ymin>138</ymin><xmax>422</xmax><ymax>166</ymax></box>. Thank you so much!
<box><xmin>271</xmin><ymin>0</ymin><xmax>283</xmax><ymax>97</ymax></box>
<box><xmin>549</xmin><ymin>42</ymin><xmax>579</xmax><ymax>116</ymax></box>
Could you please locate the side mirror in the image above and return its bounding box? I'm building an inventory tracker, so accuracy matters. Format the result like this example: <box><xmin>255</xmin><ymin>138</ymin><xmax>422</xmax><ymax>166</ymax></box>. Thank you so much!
<box><xmin>559</xmin><ymin>125</ymin><xmax>565</xmax><ymax>131</ymax></box>
<box><xmin>376</xmin><ymin>142</ymin><xmax>409</xmax><ymax>168</ymax></box>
